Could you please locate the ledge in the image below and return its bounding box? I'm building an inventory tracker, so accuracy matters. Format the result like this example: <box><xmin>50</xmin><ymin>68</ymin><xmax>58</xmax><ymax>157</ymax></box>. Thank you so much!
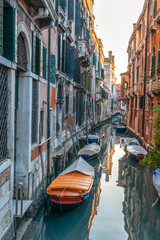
<box><xmin>0</xmin><ymin>159</ymin><xmax>11</xmax><ymax>174</ymax></box>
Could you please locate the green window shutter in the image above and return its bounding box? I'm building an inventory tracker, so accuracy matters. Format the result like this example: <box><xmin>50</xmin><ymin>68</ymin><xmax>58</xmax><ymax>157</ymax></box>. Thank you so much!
<box><xmin>151</xmin><ymin>55</ymin><xmax>156</xmax><ymax>78</ymax></box>
<box><xmin>46</xmin><ymin>48</ymin><xmax>48</xmax><ymax>80</ymax></box>
<box><xmin>62</xmin><ymin>39</ymin><xmax>66</xmax><ymax>73</ymax></box>
<box><xmin>43</xmin><ymin>47</ymin><xmax>47</xmax><ymax>79</ymax></box>
<box><xmin>59</xmin><ymin>0</ymin><xmax>66</xmax><ymax>12</ymax></box>
<box><xmin>35</xmin><ymin>36</ymin><xmax>41</xmax><ymax>75</ymax></box>
<box><xmin>101</xmin><ymin>68</ymin><xmax>104</xmax><ymax>80</ymax></box>
<box><xmin>0</xmin><ymin>0</ymin><xmax>3</xmax><ymax>56</ymax></box>
<box><xmin>3</xmin><ymin>7</ymin><xmax>15</xmax><ymax>61</ymax></box>
<box><xmin>32</xmin><ymin>31</ymin><xmax>36</xmax><ymax>73</ymax></box>
<box><xmin>157</xmin><ymin>51</ymin><xmax>160</xmax><ymax>75</ymax></box>
<box><xmin>50</xmin><ymin>54</ymin><xmax>55</xmax><ymax>83</ymax></box>
<box><xmin>55</xmin><ymin>0</ymin><xmax>59</xmax><ymax>26</ymax></box>
<box><xmin>93</xmin><ymin>53</ymin><xmax>97</xmax><ymax>67</ymax></box>
<box><xmin>58</xmin><ymin>34</ymin><xmax>62</xmax><ymax>71</ymax></box>
<box><xmin>68</xmin><ymin>0</ymin><xmax>74</xmax><ymax>21</ymax></box>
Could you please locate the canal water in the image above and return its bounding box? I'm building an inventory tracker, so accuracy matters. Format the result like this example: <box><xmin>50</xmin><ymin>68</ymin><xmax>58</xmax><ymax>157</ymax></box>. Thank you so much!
<box><xmin>23</xmin><ymin>123</ymin><xmax>160</xmax><ymax>240</ymax></box>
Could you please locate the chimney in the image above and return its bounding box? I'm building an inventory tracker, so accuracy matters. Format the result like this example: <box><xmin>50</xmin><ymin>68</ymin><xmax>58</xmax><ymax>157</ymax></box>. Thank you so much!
<box><xmin>133</xmin><ymin>23</ymin><xmax>136</xmax><ymax>30</ymax></box>
<box><xmin>109</xmin><ymin>51</ymin><xmax>112</xmax><ymax>62</ymax></box>
<box><xmin>112</xmin><ymin>56</ymin><xmax>115</xmax><ymax>65</ymax></box>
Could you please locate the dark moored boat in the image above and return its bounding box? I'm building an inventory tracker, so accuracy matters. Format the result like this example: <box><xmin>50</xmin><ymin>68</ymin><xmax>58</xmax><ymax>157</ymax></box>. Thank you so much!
<box><xmin>88</xmin><ymin>134</ymin><xmax>100</xmax><ymax>143</ymax></box>
<box><xmin>47</xmin><ymin>157</ymin><xmax>95</xmax><ymax>213</ymax></box>
<box><xmin>126</xmin><ymin>145</ymin><xmax>148</xmax><ymax>161</ymax></box>
<box><xmin>115</xmin><ymin>125</ymin><xmax>126</xmax><ymax>133</ymax></box>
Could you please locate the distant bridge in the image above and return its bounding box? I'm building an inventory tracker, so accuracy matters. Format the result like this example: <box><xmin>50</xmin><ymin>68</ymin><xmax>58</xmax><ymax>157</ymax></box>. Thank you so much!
<box><xmin>112</xmin><ymin>109</ymin><xmax>125</xmax><ymax>115</ymax></box>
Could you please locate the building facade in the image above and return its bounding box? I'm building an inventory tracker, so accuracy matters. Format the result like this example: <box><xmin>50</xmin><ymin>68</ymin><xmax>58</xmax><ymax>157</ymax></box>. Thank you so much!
<box><xmin>0</xmin><ymin>0</ymin><xmax>111</xmax><ymax>238</ymax></box>
<box><xmin>104</xmin><ymin>51</ymin><xmax>117</xmax><ymax>113</ymax></box>
<box><xmin>121</xmin><ymin>0</ymin><xmax>160</xmax><ymax>148</ymax></box>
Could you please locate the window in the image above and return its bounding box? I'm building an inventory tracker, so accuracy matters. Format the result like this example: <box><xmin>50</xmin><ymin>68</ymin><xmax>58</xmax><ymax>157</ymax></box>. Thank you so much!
<box><xmin>65</xmin><ymin>94</ymin><xmax>69</xmax><ymax>116</ymax></box>
<box><xmin>153</xmin><ymin>0</ymin><xmax>157</xmax><ymax>18</ymax></box>
<box><xmin>73</xmin><ymin>96</ymin><xmax>76</xmax><ymax>114</ymax></box>
<box><xmin>40</xmin><ymin>110</ymin><xmax>44</xmax><ymax>139</ymax></box>
<box><xmin>157</xmin><ymin>50</ymin><xmax>160</xmax><ymax>75</ymax></box>
<box><xmin>32</xmin><ymin>79</ymin><xmax>38</xmax><ymax>144</ymax></box>
<box><xmin>151</xmin><ymin>55</ymin><xmax>156</xmax><ymax>78</ymax></box>
<box><xmin>139</xmin><ymin>96</ymin><xmax>143</xmax><ymax>109</ymax></box>
<box><xmin>0</xmin><ymin>66</ymin><xmax>8</xmax><ymax>161</ymax></box>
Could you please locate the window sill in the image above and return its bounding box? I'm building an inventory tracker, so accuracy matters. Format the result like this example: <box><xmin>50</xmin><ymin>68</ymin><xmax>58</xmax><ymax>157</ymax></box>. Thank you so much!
<box><xmin>0</xmin><ymin>159</ymin><xmax>11</xmax><ymax>174</ymax></box>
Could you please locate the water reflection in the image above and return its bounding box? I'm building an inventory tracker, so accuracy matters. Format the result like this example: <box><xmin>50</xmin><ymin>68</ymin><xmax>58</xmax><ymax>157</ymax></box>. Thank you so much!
<box><xmin>23</xmin><ymin>123</ymin><xmax>160</xmax><ymax>240</ymax></box>
<box><xmin>119</xmin><ymin>154</ymin><xmax>160</xmax><ymax>240</ymax></box>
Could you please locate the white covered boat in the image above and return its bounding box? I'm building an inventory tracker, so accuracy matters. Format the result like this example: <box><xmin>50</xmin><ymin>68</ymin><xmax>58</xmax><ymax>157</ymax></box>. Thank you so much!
<box><xmin>153</xmin><ymin>168</ymin><xmax>160</xmax><ymax>196</ymax></box>
<box><xmin>78</xmin><ymin>143</ymin><xmax>101</xmax><ymax>160</ymax></box>
<box><xmin>120</xmin><ymin>137</ymin><xmax>140</xmax><ymax>150</ymax></box>
<box><xmin>126</xmin><ymin>145</ymin><xmax>148</xmax><ymax>160</ymax></box>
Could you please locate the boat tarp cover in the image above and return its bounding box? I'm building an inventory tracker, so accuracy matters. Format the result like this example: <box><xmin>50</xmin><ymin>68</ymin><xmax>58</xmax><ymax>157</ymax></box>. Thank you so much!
<box><xmin>88</xmin><ymin>135</ymin><xmax>99</xmax><ymax>140</ymax></box>
<box><xmin>125</xmin><ymin>138</ymin><xmax>140</xmax><ymax>146</ymax></box>
<box><xmin>126</xmin><ymin>145</ymin><xmax>148</xmax><ymax>156</ymax></box>
<box><xmin>59</xmin><ymin>157</ymin><xmax>95</xmax><ymax>177</ymax></box>
<box><xmin>78</xmin><ymin>143</ymin><xmax>100</xmax><ymax>156</ymax></box>
<box><xmin>153</xmin><ymin>168</ymin><xmax>160</xmax><ymax>191</ymax></box>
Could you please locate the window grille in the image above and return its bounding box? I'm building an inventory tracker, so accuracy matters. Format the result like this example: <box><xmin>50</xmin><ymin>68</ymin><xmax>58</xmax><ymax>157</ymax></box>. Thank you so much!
<box><xmin>32</xmin><ymin>79</ymin><xmax>38</xmax><ymax>144</ymax></box>
<box><xmin>17</xmin><ymin>33</ymin><xmax>28</xmax><ymax>71</ymax></box>
<box><xmin>0</xmin><ymin>66</ymin><xmax>8</xmax><ymax>161</ymax></box>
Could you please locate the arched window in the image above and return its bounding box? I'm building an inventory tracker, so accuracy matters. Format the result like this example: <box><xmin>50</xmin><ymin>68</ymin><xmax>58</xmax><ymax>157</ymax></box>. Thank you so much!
<box><xmin>124</xmin><ymin>81</ymin><xmax>128</xmax><ymax>89</ymax></box>
<box><xmin>57</xmin><ymin>82</ymin><xmax>63</xmax><ymax>101</ymax></box>
<box><xmin>17</xmin><ymin>33</ymin><xmax>28</xmax><ymax>71</ymax></box>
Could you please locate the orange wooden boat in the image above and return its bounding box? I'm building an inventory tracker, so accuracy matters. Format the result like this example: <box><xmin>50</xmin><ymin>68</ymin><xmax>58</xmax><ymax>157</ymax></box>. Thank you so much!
<box><xmin>47</xmin><ymin>157</ymin><xmax>95</xmax><ymax>212</ymax></box>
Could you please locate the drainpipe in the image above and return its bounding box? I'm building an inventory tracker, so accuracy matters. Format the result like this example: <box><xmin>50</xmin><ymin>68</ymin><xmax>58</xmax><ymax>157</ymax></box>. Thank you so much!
<box><xmin>142</xmin><ymin>1</ymin><xmax>149</xmax><ymax>137</ymax></box>
<box><xmin>47</xmin><ymin>28</ymin><xmax>51</xmax><ymax>185</ymax></box>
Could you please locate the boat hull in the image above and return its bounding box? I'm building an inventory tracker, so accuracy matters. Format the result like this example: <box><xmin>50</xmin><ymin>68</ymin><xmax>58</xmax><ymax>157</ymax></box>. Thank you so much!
<box><xmin>116</xmin><ymin>127</ymin><xmax>126</xmax><ymax>133</ymax></box>
<box><xmin>88</xmin><ymin>138</ymin><xmax>99</xmax><ymax>143</ymax></box>
<box><xmin>48</xmin><ymin>191</ymin><xmax>91</xmax><ymax>213</ymax></box>
<box><xmin>80</xmin><ymin>153</ymin><xmax>98</xmax><ymax>160</ymax></box>
<box><xmin>128</xmin><ymin>152</ymin><xmax>145</xmax><ymax>161</ymax></box>
<box><xmin>49</xmin><ymin>197</ymin><xmax>85</xmax><ymax>213</ymax></box>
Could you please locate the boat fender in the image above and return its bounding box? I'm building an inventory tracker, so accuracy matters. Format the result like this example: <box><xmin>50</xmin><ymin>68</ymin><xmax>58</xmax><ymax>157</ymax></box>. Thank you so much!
<box><xmin>83</xmin><ymin>195</ymin><xmax>89</xmax><ymax>201</ymax></box>
<box><xmin>44</xmin><ymin>193</ymin><xmax>48</xmax><ymax>200</ymax></box>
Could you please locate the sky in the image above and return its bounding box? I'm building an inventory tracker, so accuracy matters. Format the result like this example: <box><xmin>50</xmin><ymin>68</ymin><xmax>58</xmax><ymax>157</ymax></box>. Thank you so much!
<box><xmin>94</xmin><ymin>0</ymin><xmax>145</xmax><ymax>83</ymax></box>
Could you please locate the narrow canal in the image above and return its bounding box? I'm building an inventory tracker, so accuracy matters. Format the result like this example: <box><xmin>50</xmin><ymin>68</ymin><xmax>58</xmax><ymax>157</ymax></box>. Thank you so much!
<box><xmin>23</xmin><ymin>123</ymin><xmax>160</xmax><ymax>240</ymax></box>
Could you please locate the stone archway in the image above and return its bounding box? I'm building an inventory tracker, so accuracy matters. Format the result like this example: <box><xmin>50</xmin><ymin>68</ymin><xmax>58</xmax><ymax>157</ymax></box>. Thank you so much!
<box><xmin>15</xmin><ymin>24</ymin><xmax>33</xmax><ymax>193</ymax></box>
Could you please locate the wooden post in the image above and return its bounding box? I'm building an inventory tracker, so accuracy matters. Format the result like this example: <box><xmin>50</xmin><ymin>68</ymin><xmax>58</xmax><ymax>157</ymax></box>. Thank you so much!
<box><xmin>39</xmin><ymin>145</ymin><xmax>46</xmax><ymax>193</ymax></box>
<box><xmin>69</xmin><ymin>125</ymin><xmax>78</xmax><ymax>156</ymax></box>
<box><xmin>86</xmin><ymin>120</ymin><xmax>88</xmax><ymax>145</ymax></box>
<box><xmin>74</xmin><ymin>123</ymin><xmax>80</xmax><ymax>151</ymax></box>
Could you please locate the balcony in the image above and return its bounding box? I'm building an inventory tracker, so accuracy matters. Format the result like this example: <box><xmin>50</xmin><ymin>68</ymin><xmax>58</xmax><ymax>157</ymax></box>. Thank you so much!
<box><xmin>146</xmin><ymin>80</ymin><xmax>152</xmax><ymax>93</ymax></box>
<box><xmin>77</xmin><ymin>39</ymin><xmax>90</xmax><ymax>67</ymax></box>
<box><xmin>152</xmin><ymin>76</ymin><xmax>160</xmax><ymax>91</ymax></box>
<box><xmin>24</xmin><ymin>0</ymin><xmax>57</xmax><ymax>29</ymax></box>
<box><xmin>146</xmin><ymin>76</ymin><xmax>160</xmax><ymax>94</ymax></box>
